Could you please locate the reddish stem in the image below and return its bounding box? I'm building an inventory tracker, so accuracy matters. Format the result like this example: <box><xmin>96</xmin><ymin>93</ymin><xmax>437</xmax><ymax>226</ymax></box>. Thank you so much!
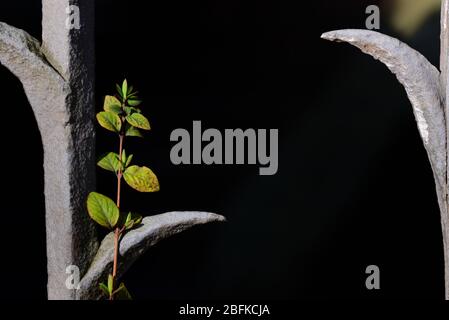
<box><xmin>111</xmin><ymin>133</ymin><xmax>125</xmax><ymax>299</ymax></box>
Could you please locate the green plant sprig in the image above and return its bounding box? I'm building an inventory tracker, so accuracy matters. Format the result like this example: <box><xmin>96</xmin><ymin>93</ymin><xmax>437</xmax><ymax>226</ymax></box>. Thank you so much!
<box><xmin>87</xmin><ymin>79</ymin><xmax>160</xmax><ymax>300</ymax></box>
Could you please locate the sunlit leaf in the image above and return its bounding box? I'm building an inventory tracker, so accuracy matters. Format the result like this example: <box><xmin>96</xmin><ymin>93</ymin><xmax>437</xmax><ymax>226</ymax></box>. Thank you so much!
<box><xmin>97</xmin><ymin>152</ymin><xmax>121</xmax><ymax>173</ymax></box>
<box><xmin>108</xmin><ymin>274</ymin><xmax>114</xmax><ymax>294</ymax></box>
<box><xmin>126</xmin><ymin>113</ymin><xmax>150</xmax><ymax>130</ymax></box>
<box><xmin>124</xmin><ymin>212</ymin><xmax>143</xmax><ymax>230</ymax></box>
<box><xmin>124</xmin><ymin>106</ymin><xmax>142</xmax><ymax>116</ymax></box>
<box><xmin>128</xmin><ymin>92</ymin><xmax>139</xmax><ymax>100</ymax></box>
<box><xmin>114</xmin><ymin>283</ymin><xmax>132</xmax><ymax>300</ymax></box>
<box><xmin>125</xmin><ymin>124</ymin><xmax>143</xmax><ymax>138</ymax></box>
<box><xmin>125</xmin><ymin>154</ymin><xmax>133</xmax><ymax>168</ymax></box>
<box><xmin>99</xmin><ymin>283</ymin><xmax>110</xmax><ymax>297</ymax></box>
<box><xmin>121</xmin><ymin>149</ymin><xmax>133</xmax><ymax>169</ymax></box>
<box><xmin>97</xmin><ymin>111</ymin><xmax>121</xmax><ymax>133</ymax></box>
<box><xmin>103</xmin><ymin>95</ymin><xmax>122</xmax><ymax>114</ymax></box>
<box><xmin>123</xmin><ymin>165</ymin><xmax>160</xmax><ymax>192</ymax></box>
<box><xmin>127</xmin><ymin>99</ymin><xmax>142</xmax><ymax>107</ymax></box>
<box><xmin>86</xmin><ymin>192</ymin><xmax>120</xmax><ymax>229</ymax></box>
<box><xmin>122</xmin><ymin>79</ymin><xmax>128</xmax><ymax>98</ymax></box>
<box><xmin>124</xmin><ymin>107</ymin><xmax>132</xmax><ymax>115</ymax></box>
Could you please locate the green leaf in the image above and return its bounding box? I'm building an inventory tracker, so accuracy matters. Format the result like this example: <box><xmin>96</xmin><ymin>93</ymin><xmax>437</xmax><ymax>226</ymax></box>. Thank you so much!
<box><xmin>121</xmin><ymin>149</ymin><xmax>127</xmax><ymax>164</ymax></box>
<box><xmin>86</xmin><ymin>192</ymin><xmax>120</xmax><ymax>229</ymax></box>
<box><xmin>128</xmin><ymin>92</ymin><xmax>139</xmax><ymax>100</ymax></box>
<box><xmin>124</xmin><ymin>107</ymin><xmax>133</xmax><ymax>115</ymax></box>
<box><xmin>116</xmin><ymin>84</ymin><xmax>123</xmax><ymax>99</ymax></box>
<box><xmin>127</xmin><ymin>99</ymin><xmax>142</xmax><ymax>107</ymax></box>
<box><xmin>97</xmin><ymin>152</ymin><xmax>121</xmax><ymax>173</ymax></box>
<box><xmin>126</xmin><ymin>113</ymin><xmax>150</xmax><ymax>130</ymax></box>
<box><xmin>124</xmin><ymin>106</ymin><xmax>142</xmax><ymax>116</ymax></box>
<box><xmin>120</xmin><ymin>149</ymin><xmax>132</xmax><ymax>169</ymax></box>
<box><xmin>103</xmin><ymin>95</ymin><xmax>122</xmax><ymax>114</ymax></box>
<box><xmin>108</xmin><ymin>274</ymin><xmax>114</xmax><ymax>294</ymax></box>
<box><xmin>106</xmin><ymin>104</ymin><xmax>122</xmax><ymax>115</ymax></box>
<box><xmin>121</xmin><ymin>149</ymin><xmax>133</xmax><ymax>169</ymax></box>
<box><xmin>125</xmin><ymin>124</ymin><xmax>143</xmax><ymax>138</ymax></box>
<box><xmin>124</xmin><ymin>212</ymin><xmax>143</xmax><ymax>230</ymax></box>
<box><xmin>99</xmin><ymin>283</ymin><xmax>110</xmax><ymax>297</ymax></box>
<box><xmin>125</xmin><ymin>154</ymin><xmax>134</xmax><ymax>168</ymax></box>
<box><xmin>97</xmin><ymin>111</ymin><xmax>122</xmax><ymax>133</ymax></box>
<box><xmin>123</xmin><ymin>165</ymin><xmax>160</xmax><ymax>192</ymax></box>
<box><xmin>114</xmin><ymin>283</ymin><xmax>132</xmax><ymax>300</ymax></box>
<box><xmin>122</xmin><ymin>79</ymin><xmax>128</xmax><ymax>98</ymax></box>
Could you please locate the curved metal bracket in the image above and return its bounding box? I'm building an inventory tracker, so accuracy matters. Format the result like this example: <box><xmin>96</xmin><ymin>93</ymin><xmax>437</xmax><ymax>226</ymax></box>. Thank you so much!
<box><xmin>77</xmin><ymin>211</ymin><xmax>226</xmax><ymax>300</ymax></box>
<box><xmin>322</xmin><ymin>25</ymin><xmax>449</xmax><ymax>299</ymax></box>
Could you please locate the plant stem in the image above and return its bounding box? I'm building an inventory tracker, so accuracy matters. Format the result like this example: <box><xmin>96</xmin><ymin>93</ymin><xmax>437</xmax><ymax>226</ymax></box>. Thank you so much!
<box><xmin>111</xmin><ymin>133</ymin><xmax>125</xmax><ymax>299</ymax></box>
<box><xmin>117</xmin><ymin>134</ymin><xmax>124</xmax><ymax>207</ymax></box>
<box><xmin>112</xmin><ymin>227</ymin><xmax>120</xmax><ymax>277</ymax></box>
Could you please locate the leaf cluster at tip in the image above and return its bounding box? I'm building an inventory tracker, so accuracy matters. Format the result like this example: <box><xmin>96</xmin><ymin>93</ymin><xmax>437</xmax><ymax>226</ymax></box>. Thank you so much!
<box><xmin>97</xmin><ymin>79</ymin><xmax>149</xmax><ymax>136</ymax></box>
<box><xmin>93</xmin><ymin>79</ymin><xmax>160</xmax><ymax>193</ymax></box>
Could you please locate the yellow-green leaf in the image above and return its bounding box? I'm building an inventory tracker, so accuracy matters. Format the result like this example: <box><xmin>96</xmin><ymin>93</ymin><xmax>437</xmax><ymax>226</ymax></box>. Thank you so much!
<box><xmin>122</xmin><ymin>149</ymin><xmax>127</xmax><ymax>163</ymax></box>
<box><xmin>86</xmin><ymin>192</ymin><xmax>119</xmax><ymax>229</ymax></box>
<box><xmin>103</xmin><ymin>95</ymin><xmax>122</xmax><ymax>114</ymax></box>
<box><xmin>124</xmin><ymin>106</ymin><xmax>141</xmax><ymax>115</ymax></box>
<box><xmin>108</xmin><ymin>274</ymin><xmax>114</xmax><ymax>294</ymax></box>
<box><xmin>123</xmin><ymin>107</ymin><xmax>132</xmax><ymax>116</ymax></box>
<box><xmin>124</xmin><ymin>212</ymin><xmax>143</xmax><ymax>230</ymax></box>
<box><xmin>127</xmin><ymin>99</ymin><xmax>142</xmax><ymax>107</ymax></box>
<box><xmin>116</xmin><ymin>84</ymin><xmax>123</xmax><ymax>99</ymax></box>
<box><xmin>126</xmin><ymin>113</ymin><xmax>150</xmax><ymax>130</ymax></box>
<box><xmin>125</xmin><ymin>124</ymin><xmax>143</xmax><ymax>138</ymax></box>
<box><xmin>97</xmin><ymin>152</ymin><xmax>121</xmax><ymax>173</ymax></box>
<box><xmin>99</xmin><ymin>283</ymin><xmax>110</xmax><ymax>297</ymax></box>
<box><xmin>97</xmin><ymin>111</ymin><xmax>121</xmax><ymax>133</ymax></box>
<box><xmin>128</xmin><ymin>93</ymin><xmax>139</xmax><ymax>100</ymax></box>
<box><xmin>122</xmin><ymin>79</ymin><xmax>128</xmax><ymax>98</ymax></box>
<box><xmin>125</xmin><ymin>154</ymin><xmax>133</xmax><ymax>168</ymax></box>
<box><xmin>123</xmin><ymin>165</ymin><xmax>160</xmax><ymax>192</ymax></box>
<box><xmin>114</xmin><ymin>283</ymin><xmax>132</xmax><ymax>300</ymax></box>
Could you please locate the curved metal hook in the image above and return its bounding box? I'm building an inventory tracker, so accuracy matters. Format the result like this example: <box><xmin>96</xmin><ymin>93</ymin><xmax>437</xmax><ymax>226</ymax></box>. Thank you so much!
<box><xmin>77</xmin><ymin>211</ymin><xmax>226</xmax><ymax>300</ymax></box>
<box><xmin>321</xmin><ymin>29</ymin><xmax>446</xmax><ymax>192</ymax></box>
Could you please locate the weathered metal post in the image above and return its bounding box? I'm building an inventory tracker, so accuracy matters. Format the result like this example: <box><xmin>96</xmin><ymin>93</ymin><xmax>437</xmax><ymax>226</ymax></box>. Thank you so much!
<box><xmin>0</xmin><ymin>0</ymin><xmax>225</xmax><ymax>300</ymax></box>
<box><xmin>322</xmin><ymin>0</ymin><xmax>449</xmax><ymax>299</ymax></box>
<box><xmin>1</xmin><ymin>0</ymin><xmax>98</xmax><ymax>299</ymax></box>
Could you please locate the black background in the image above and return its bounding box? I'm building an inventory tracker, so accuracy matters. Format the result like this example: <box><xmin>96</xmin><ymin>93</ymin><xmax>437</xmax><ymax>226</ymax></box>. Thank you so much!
<box><xmin>0</xmin><ymin>0</ymin><xmax>445</xmax><ymax>300</ymax></box>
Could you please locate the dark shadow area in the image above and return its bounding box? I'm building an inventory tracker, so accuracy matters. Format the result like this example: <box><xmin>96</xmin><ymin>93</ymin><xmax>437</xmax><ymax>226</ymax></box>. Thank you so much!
<box><xmin>0</xmin><ymin>70</ymin><xmax>47</xmax><ymax>299</ymax></box>
<box><xmin>95</xmin><ymin>0</ymin><xmax>444</xmax><ymax>299</ymax></box>
<box><xmin>0</xmin><ymin>1</ymin><xmax>41</xmax><ymax>40</ymax></box>
<box><xmin>0</xmin><ymin>0</ymin><xmax>46</xmax><ymax>299</ymax></box>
